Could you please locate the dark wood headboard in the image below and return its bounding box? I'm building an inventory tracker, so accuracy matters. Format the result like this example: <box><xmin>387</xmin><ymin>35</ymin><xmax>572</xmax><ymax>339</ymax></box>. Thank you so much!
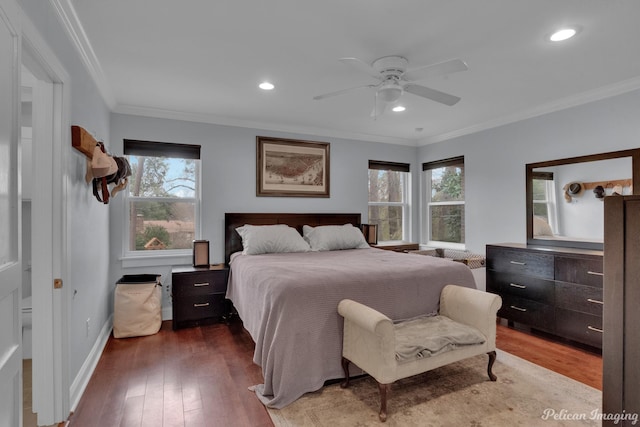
<box><xmin>224</xmin><ymin>212</ymin><xmax>362</xmax><ymax>265</ymax></box>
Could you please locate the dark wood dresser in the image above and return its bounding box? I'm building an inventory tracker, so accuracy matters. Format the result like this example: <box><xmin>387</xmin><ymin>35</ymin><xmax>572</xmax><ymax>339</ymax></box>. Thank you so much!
<box><xmin>171</xmin><ymin>264</ymin><xmax>230</xmax><ymax>330</ymax></box>
<box><xmin>486</xmin><ymin>243</ymin><xmax>604</xmax><ymax>349</ymax></box>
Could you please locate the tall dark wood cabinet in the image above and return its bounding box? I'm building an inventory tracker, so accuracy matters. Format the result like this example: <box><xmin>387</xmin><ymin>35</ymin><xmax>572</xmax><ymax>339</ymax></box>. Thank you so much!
<box><xmin>486</xmin><ymin>243</ymin><xmax>604</xmax><ymax>349</ymax></box>
<box><xmin>603</xmin><ymin>196</ymin><xmax>640</xmax><ymax>426</ymax></box>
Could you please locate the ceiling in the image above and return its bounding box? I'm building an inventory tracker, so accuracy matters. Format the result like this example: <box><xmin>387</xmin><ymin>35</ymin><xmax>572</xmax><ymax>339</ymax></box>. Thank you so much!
<box><xmin>66</xmin><ymin>0</ymin><xmax>640</xmax><ymax>146</ymax></box>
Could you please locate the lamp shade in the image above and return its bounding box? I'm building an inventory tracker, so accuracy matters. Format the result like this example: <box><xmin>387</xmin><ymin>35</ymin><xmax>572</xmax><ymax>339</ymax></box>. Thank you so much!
<box><xmin>193</xmin><ymin>240</ymin><xmax>210</xmax><ymax>267</ymax></box>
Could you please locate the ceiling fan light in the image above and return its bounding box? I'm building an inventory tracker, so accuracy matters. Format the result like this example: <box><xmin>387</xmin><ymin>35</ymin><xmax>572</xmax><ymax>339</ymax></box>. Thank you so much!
<box><xmin>259</xmin><ymin>81</ymin><xmax>275</xmax><ymax>90</ymax></box>
<box><xmin>378</xmin><ymin>86</ymin><xmax>403</xmax><ymax>103</ymax></box>
<box><xmin>392</xmin><ymin>105</ymin><xmax>405</xmax><ymax>112</ymax></box>
<box><xmin>549</xmin><ymin>28</ymin><xmax>578</xmax><ymax>42</ymax></box>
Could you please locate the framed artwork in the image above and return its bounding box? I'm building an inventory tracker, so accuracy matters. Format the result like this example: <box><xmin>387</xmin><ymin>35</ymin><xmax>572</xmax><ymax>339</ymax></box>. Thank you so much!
<box><xmin>256</xmin><ymin>136</ymin><xmax>330</xmax><ymax>197</ymax></box>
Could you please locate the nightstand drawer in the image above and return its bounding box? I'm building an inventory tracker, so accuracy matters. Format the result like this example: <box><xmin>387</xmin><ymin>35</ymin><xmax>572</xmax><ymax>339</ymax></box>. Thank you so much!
<box><xmin>487</xmin><ymin>271</ymin><xmax>555</xmax><ymax>304</ymax></box>
<box><xmin>173</xmin><ymin>294</ymin><xmax>229</xmax><ymax>322</ymax></box>
<box><xmin>498</xmin><ymin>295</ymin><xmax>554</xmax><ymax>331</ymax></box>
<box><xmin>487</xmin><ymin>247</ymin><xmax>554</xmax><ymax>279</ymax></box>
<box><xmin>173</xmin><ymin>270</ymin><xmax>227</xmax><ymax>296</ymax></box>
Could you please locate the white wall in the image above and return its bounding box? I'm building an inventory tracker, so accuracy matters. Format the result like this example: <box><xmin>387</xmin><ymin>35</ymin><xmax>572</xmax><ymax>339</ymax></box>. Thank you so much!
<box><xmin>419</xmin><ymin>89</ymin><xmax>640</xmax><ymax>254</ymax></box>
<box><xmin>19</xmin><ymin>0</ymin><xmax>113</xmax><ymax>390</ymax></box>
<box><xmin>108</xmin><ymin>113</ymin><xmax>420</xmax><ymax>314</ymax></box>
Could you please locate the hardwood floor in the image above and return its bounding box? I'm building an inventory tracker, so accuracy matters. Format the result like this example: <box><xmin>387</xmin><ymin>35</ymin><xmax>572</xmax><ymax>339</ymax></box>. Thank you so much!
<box><xmin>496</xmin><ymin>319</ymin><xmax>602</xmax><ymax>390</ymax></box>
<box><xmin>68</xmin><ymin>317</ymin><xmax>602</xmax><ymax>426</ymax></box>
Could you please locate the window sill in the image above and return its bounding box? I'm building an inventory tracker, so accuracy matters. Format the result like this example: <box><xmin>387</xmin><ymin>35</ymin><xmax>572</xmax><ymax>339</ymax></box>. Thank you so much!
<box><xmin>120</xmin><ymin>252</ymin><xmax>192</xmax><ymax>269</ymax></box>
<box><xmin>422</xmin><ymin>242</ymin><xmax>466</xmax><ymax>251</ymax></box>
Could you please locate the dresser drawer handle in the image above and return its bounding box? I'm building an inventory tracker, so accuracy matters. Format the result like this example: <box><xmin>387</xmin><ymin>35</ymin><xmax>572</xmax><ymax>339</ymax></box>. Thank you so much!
<box><xmin>587</xmin><ymin>271</ymin><xmax>604</xmax><ymax>277</ymax></box>
<box><xmin>587</xmin><ymin>298</ymin><xmax>604</xmax><ymax>305</ymax></box>
<box><xmin>509</xmin><ymin>283</ymin><xmax>527</xmax><ymax>289</ymax></box>
<box><xmin>510</xmin><ymin>305</ymin><xmax>527</xmax><ymax>312</ymax></box>
<box><xmin>193</xmin><ymin>282</ymin><xmax>210</xmax><ymax>287</ymax></box>
<box><xmin>509</xmin><ymin>261</ymin><xmax>526</xmax><ymax>266</ymax></box>
<box><xmin>193</xmin><ymin>302</ymin><xmax>210</xmax><ymax>308</ymax></box>
<box><xmin>587</xmin><ymin>325</ymin><xmax>603</xmax><ymax>334</ymax></box>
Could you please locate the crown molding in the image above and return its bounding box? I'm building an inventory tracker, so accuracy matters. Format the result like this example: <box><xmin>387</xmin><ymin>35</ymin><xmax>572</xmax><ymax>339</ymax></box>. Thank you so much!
<box><xmin>113</xmin><ymin>104</ymin><xmax>419</xmax><ymax>147</ymax></box>
<box><xmin>49</xmin><ymin>0</ymin><xmax>116</xmax><ymax>108</ymax></box>
<box><xmin>419</xmin><ymin>76</ymin><xmax>640</xmax><ymax>146</ymax></box>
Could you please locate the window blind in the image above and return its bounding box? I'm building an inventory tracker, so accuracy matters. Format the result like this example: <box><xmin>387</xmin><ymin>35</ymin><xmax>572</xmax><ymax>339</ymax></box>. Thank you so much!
<box><xmin>124</xmin><ymin>139</ymin><xmax>201</xmax><ymax>160</ymax></box>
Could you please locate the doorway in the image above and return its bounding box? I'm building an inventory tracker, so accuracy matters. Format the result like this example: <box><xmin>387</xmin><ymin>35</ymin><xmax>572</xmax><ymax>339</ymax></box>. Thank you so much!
<box><xmin>21</xmin><ymin>27</ymin><xmax>70</xmax><ymax>425</ymax></box>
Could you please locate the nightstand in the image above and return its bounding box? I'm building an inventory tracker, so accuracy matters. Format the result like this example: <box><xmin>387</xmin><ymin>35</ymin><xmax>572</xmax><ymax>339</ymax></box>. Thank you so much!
<box><xmin>171</xmin><ymin>264</ymin><xmax>230</xmax><ymax>330</ymax></box>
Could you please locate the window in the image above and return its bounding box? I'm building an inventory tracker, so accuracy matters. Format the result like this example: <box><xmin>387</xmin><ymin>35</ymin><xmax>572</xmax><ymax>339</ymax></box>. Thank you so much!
<box><xmin>532</xmin><ymin>171</ymin><xmax>557</xmax><ymax>234</ymax></box>
<box><xmin>368</xmin><ymin>161</ymin><xmax>411</xmax><ymax>242</ymax></box>
<box><xmin>423</xmin><ymin>156</ymin><xmax>465</xmax><ymax>246</ymax></box>
<box><xmin>123</xmin><ymin>139</ymin><xmax>201</xmax><ymax>255</ymax></box>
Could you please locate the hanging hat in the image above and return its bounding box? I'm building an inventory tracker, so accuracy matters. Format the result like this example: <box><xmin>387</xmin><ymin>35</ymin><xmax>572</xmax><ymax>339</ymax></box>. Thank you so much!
<box><xmin>566</xmin><ymin>182</ymin><xmax>583</xmax><ymax>196</ymax></box>
<box><xmin>91</xmin><ymin>145</ymin><xmax>118</xmax><ymax>178</ymax></box>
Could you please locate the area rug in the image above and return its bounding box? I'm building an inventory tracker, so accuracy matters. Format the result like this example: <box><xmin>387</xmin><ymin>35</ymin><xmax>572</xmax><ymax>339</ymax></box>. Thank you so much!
<box><xmin>267</xmin><ymin>350</ymin><xmax>601</xmax><ymax>426</ymax></box>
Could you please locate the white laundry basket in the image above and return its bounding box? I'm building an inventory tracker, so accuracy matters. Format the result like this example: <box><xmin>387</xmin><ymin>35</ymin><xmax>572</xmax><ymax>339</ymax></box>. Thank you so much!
<box><xmin>113</xmin><ymin>274</ymin><xmax>162</xmax><ymax>338</ymax></box>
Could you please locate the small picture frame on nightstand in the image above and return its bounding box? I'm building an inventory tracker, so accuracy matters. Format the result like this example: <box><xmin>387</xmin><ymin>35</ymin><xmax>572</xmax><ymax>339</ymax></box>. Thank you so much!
<box><xmin>193</xmin><ymin>240</ymin><xmax>209</xmax><ymax>267</ymax></box>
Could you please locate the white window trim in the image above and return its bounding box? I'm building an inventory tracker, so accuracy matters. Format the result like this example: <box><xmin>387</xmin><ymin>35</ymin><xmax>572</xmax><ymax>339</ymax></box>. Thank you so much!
<box><xmin>532</xmin><ymin>179</ymin><xmax>558</xmax><ymax>234</ymax></box>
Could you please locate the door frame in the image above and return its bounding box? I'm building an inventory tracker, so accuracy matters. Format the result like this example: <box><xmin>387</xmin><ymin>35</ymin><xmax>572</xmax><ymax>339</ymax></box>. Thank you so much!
<box><xmin>21</xmin><ymin>11</ymin><xmax>70</xmax><ymax>425</ymax></box>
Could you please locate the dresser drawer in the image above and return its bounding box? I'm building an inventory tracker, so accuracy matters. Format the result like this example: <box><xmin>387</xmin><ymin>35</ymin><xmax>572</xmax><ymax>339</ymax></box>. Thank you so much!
<box><xmin>173</xmin><ymin>294</ymin><xmax>229</xmax><ymax>323</ymax></box>
<box><xmin>498</xmin><ymin>295</ymin><xmax>555</xmax><ymax>331</ymax></box>
<box><xmin>172</xmin><ymin>270</ymin><xmax>227</xmax><ymax>296</ymax></box>
<box><xmin>487</xmin><ymin>271</ymin><xmax>555</xmax><ymax>304</ymax></box>
<box><xmin>555</xmin><ymin>282</ymin><xmax>603</xmax><ymax>316</ymax></box>
<box><xmin>487</xmin><ymin>247</ymin><xmax>554</xmax><ymax>279</ymax></box>
<box><xmin>555</xmin><ymin>256</ymin><xmax>603</xmax><ymax>288</ymax></box>
<box><xmin>555</xmin><ymin>308</ymin><xmax>603</xmax><ymax>348</ymax></box>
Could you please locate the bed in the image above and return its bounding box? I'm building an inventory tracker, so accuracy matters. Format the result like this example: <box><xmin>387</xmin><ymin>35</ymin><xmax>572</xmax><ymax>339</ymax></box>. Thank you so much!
<box><xmin>224</xmin><ymin>212</ymin><xmax>476</xmax><ymax>409</ymax></box>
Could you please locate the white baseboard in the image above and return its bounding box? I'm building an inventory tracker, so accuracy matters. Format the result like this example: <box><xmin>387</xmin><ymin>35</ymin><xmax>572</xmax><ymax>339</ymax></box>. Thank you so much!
<box><xmin>69</xmin><ymin>314</ymin><xmax>113</xmax><ymax>412</ymax></box>
<box><xmin>162</xmin><ymin>306</ymin><xmax>172</xmax><ymax>320</ymax></box>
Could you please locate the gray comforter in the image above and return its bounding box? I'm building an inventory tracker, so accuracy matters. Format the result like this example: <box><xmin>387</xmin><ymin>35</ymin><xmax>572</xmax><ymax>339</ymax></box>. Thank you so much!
<box><xmin>226</xmin><ymin>248</ymin><xmax>476</xmax><ymax>408</ymax></box>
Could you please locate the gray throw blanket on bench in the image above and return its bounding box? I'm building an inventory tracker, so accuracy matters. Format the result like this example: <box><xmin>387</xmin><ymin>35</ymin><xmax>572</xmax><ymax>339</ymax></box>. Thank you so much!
<box><xmin>394</xmin><ymin>315</ymin><xmax>486</xmax><ymax>362</ymax></box>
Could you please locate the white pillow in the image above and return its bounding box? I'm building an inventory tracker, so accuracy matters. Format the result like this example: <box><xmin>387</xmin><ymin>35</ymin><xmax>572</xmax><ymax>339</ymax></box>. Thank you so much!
<box><xmin>302</xmin><ymin>224</ymin><xmax>370</xmax><ymax>251</ymax></box>
<box><xmin>236</xmin><ymin>224</ymin><xmax>311</xmax><ymax>255</ymax></box>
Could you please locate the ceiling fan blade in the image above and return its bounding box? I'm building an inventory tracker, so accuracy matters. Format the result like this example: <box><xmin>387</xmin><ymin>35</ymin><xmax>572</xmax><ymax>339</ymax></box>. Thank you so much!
<box><xmin>404</xmin><ymin>84</ymin><xmax>461</xmax><ymax>106</ymax></box>
<box><xmin>403</xmin><ymin>58</ymin><xmax>468</xmax><ymax>82</ymax></box>
<box><xmin>339</xmin><ymin>57</ymin><xmax>382</xmax><ymax>79</ymax></box>
<box><xmin>313</xmin><ymin>84</ymin><xmax>375</xmax><ymax>100</ymax></box>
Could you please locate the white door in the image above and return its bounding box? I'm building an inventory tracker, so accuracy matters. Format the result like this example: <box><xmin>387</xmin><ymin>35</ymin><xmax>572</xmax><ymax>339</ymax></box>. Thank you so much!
<box><xmin>0</xmin><ymin>0</ymin><xmax>22</xmax><ymax>426</ymax></box>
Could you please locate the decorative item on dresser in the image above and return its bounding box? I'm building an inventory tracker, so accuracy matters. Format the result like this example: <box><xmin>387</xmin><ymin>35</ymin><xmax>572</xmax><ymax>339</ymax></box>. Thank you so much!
<box><xmin>372</xmin><ymin>241</ymin><xmax>419</xmax><ymax>252</ymax></box>
<box><xmin>171</xmin><ymin>264</ymin><xmax>230</xmax><ymax>330</ymax></box>
<box><xmin>486</xmin><ymin>243</ymin><xmax>603</xmax><ymax>349</ymax></box>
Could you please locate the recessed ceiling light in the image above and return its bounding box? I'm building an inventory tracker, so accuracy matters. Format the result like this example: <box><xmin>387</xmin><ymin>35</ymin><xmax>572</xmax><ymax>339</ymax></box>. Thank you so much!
<box><xmin>549</xmin><ymin>27</ymin><xmax>578</xmax><ymax>42</ymax></box>
<box><xmin>392</xmin><ymin>105</ymin><xmax>406</xmax><ymax>112</ymax></box>
<box><xmin>259</xmin><ymin>81</ymin><xmax>275</xmax><ymax>90</ymax></box>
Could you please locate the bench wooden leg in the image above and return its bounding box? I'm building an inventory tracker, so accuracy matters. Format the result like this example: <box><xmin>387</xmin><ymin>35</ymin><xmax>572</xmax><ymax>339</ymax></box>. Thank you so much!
<box><xmin>487</xmin><ymin>351</ymin><xmax>497</xmax><ymax>381</ymax></box>
<box><xmin>377</xmin><ymin>382</ymin><xmax>390</xmax><ymax>422</ymax></box>
<box><xmin>340</xmin><ymin>357</ymin><xmax>351</xmax><ymax>388</ymax></box>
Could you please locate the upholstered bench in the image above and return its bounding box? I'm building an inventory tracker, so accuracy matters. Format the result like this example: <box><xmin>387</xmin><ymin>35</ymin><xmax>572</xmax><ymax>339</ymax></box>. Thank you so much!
<box><xmin>338</xmin><ymin>285</ymin><xmax>502</xmax><ymax>422</ymax></box>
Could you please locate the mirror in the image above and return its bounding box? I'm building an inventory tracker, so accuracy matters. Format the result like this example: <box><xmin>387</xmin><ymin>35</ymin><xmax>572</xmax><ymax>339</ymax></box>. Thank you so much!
<box><xmin>526</xmin><ymin>148</ymin><xmax>640</xmax><ymax>250</ymax></box>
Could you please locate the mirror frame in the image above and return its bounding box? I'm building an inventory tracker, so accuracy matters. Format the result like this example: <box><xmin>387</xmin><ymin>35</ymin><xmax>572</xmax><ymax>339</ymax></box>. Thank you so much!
<box><xmin>526</xmin><ymin>148</ymin><xmax>640</xmax><ymax>250</ymax></box>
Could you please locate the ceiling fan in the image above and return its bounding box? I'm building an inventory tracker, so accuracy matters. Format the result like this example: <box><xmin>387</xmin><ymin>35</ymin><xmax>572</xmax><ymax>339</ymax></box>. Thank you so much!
<box><xmin>313</xmin><ymin>56</ymin><xmax>468</xmax><ymax>117</ymax></box>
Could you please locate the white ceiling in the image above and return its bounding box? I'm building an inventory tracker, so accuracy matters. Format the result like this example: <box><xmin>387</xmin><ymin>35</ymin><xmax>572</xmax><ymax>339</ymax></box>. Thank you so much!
<box><xmin>66</xmin><ymin>0</ymin><xmax>640</xmax><ymax>146</ymax></box>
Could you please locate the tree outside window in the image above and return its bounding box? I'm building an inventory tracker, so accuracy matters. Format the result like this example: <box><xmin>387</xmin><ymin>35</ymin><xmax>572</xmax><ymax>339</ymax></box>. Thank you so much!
<box><xmin>424</xmin><ymin>157</ymin><xmax>465</xmax><ymax>245</ymax></box>
<box><xmin>368</xmin><ymin>161</ymin><xmax>410</xmax><ymax>242</ymax></box>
